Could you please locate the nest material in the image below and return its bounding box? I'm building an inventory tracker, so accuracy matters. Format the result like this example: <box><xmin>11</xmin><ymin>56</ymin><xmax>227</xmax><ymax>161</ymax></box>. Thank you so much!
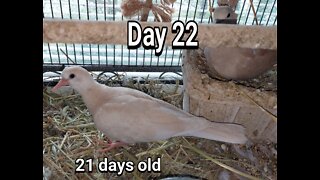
<box><xmin>195</xmin><ymin>48</ymin><xmax>277</xmax><ymax>91</ymax></box>
<box><xmin>43</xmin><ymin>75</ymin><xmax>277</xmax><ymax>179</ymax></box>
<box><xmin>121</xmin><ymin>0</ymin><xmax>176</xmax><ymax>22</ymax></box>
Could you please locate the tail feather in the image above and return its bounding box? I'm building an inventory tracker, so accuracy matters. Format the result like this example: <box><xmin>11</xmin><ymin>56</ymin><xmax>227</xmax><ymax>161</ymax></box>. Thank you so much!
<box><xmin>190</xmin><ymin>123</ymin><xmax>248</xmax><ymax>144</ymax></box>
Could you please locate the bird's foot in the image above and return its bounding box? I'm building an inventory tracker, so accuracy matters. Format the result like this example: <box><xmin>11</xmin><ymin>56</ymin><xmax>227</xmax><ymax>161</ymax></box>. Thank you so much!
<box><xmin>97</xmin><ymin>141</ymin><xmax>127</xmax><ymax>152</ymax></box>
<box><xmin>93</xmin><ymin>136</ymin><xmax>127</xmax><ymax>152</ymax></box>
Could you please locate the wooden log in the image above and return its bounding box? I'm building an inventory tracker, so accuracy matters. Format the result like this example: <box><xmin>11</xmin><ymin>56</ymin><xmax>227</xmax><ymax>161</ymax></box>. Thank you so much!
<box><xmin>43</xmin><ymin>19</ymin><xmax>276</xmax><ymax>50</ymax></box>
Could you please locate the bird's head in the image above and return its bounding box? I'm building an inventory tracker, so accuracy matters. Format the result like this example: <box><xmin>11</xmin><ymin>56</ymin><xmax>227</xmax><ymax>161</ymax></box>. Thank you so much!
<box><xmin>52</xmin><ymin>66</ymin><xmax>94</xmax><ymax>93</ymax></box>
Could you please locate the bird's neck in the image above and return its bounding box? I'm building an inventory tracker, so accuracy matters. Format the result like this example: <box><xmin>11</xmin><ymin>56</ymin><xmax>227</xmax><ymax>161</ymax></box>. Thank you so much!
<box><xmin>78</xmin><ymin>82</ymin><xmax>111</xmax><ymax>115</ymax></box>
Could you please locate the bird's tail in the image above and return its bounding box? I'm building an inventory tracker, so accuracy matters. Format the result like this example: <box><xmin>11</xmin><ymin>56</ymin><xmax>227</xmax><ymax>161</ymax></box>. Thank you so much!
<box><xmin>191</xmin><ymin>122</ymin><xmax>248</xmax><ymax>144</ymax></box>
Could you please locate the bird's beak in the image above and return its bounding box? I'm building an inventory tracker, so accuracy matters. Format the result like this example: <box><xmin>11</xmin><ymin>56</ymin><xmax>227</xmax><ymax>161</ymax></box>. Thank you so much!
<box><xmin>52</xmin><ymin>79</ymin><xmax>69</xmax><ymax>92</ymax></box>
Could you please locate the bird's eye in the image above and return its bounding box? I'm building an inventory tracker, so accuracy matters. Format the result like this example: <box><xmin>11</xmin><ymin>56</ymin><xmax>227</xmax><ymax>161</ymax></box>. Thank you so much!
<box><xmin>69</xmin><ymin>74</ymin><xmax>75</xmax><ymax>79</ymax></box>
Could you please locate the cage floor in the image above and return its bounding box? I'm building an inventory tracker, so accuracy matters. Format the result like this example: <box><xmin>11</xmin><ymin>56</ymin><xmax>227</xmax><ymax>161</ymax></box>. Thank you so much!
<box><xmin>43</xmin><ymin>81</ymin><xmax>276</xmax><ymax>180</ymax></box>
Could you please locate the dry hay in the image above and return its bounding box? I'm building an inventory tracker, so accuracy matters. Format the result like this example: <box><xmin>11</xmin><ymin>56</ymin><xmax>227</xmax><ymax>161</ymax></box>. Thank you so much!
<box><xmin>43</xmin><ymin>75</ymin><xmax>277</xmax><ymax>180</ymax></box>
<box><xmin>121</xmin><ymin>0</ymin><xmax>175</xmax><ymax>22</ymax></box>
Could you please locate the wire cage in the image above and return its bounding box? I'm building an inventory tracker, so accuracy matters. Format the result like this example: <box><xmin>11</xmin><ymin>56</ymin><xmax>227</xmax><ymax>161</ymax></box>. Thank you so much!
<box><xmin>43</xmin><ymin>1</ymin><xmax>277</xmax><ymax>179</ymax></box>
<box><xmin>43</xmin><ymin>0</ymin><xmax>277</xmax><ymax>73</ymax></box>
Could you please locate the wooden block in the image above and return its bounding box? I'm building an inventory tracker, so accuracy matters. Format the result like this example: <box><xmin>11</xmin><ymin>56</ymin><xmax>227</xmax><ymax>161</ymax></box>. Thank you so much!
<box><xmin>182</xmin><ymin>50</ymin><xmax>277</xmax><ymax>142</ymax></box>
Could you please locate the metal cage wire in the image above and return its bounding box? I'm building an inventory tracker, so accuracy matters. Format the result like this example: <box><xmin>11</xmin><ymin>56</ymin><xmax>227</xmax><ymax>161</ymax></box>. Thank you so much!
<box><xmin>43</xmin><ymin>0</ymin><xmax>277</xmax><ymax>72</ymax></box>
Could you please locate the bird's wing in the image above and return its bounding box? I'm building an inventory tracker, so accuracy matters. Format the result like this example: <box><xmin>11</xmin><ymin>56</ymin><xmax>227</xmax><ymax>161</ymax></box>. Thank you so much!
<box><xmin>93</xmin><ymin>94</ymin><xmax>209</xmax><ymax>143</ymax></box>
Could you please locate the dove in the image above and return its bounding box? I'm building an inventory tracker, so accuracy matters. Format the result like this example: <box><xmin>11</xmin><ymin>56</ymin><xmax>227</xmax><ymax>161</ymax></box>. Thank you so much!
<box><xmin>52</xmin><ymin>66</ymin><xmax>247</xmax><ymax>150</ymax></box>
<box><xmin>213</xmin><ymin>6</ymin><xmax>238</xmax><ymax>24</ymax></box>
<box><xmin>204</xmin><ymin>47</ymin><xmax>277</xmax><ymax>80</ymax></box>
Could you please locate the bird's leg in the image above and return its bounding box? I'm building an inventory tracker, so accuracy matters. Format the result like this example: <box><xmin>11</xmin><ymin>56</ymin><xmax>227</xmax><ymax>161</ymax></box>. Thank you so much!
<box><xmin>97</xmin><ymin>141</ymin><xmax>127</xmax><ymax>152</ymax></box>
<box><xmin>93</xmin><ymin>136</ymin><xmax>127</xmax><ymax>152</ymax></box>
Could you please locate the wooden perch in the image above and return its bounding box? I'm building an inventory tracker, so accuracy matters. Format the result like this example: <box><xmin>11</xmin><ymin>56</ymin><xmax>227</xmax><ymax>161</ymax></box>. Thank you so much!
<box><xmin>43</xmin><ymin>19</ymin><xmax>277</xmax><ymax>50</ymax></box>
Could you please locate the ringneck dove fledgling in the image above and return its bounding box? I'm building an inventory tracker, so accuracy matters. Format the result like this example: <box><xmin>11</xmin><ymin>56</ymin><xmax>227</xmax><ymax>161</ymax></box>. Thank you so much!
<box><xmin>52</xmin><ymin>66</ymin><xmax>247</xmax><ymax>146</ymax></box>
